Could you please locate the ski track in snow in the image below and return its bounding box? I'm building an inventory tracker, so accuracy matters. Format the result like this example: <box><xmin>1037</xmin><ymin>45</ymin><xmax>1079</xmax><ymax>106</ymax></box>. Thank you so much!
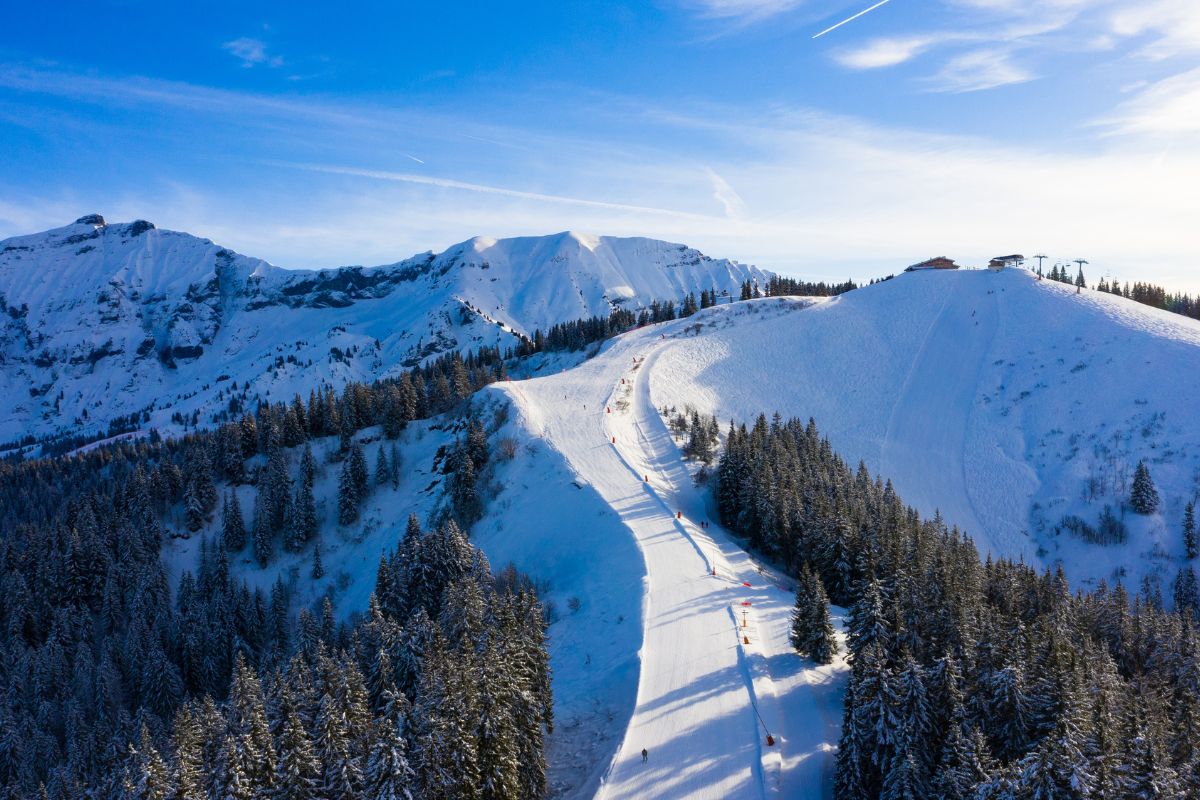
<box><xmin>500</xmin><ymin>315</ymin><xmax>846</xmax><ymax>800</ymax></box>
<box><xmin>878</xmin><ymin>276</ymin><xmax>997</xmax><ymax>546</ymax></box>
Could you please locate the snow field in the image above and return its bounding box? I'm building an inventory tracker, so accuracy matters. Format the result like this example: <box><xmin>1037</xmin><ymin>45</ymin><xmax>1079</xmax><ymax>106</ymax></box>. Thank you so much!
<box><xmin>648</xmin><ymin>270</ymin><xmax>1200</xmax><ymax>593</ymax></box>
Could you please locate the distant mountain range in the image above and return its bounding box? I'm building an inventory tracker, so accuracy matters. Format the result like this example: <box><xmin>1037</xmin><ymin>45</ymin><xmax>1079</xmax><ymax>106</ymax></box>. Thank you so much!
<box><xmin>0</xmin><ymin>215</ymin><xmax>770</xmax><ymax>451</ymax></box>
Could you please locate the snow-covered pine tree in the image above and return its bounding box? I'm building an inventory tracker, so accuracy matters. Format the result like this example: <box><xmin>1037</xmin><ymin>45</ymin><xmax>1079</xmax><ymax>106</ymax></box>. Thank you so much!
<box><xmin>892</xmin><ymin>653</ymin><xmax>932</xmax><ymax>786</ymax></box>
<box><xmin>931</xmin><ymin>724</ymin><xmax>994</xmax><ymax>800</ymax></box>
<box><xmin>475</xmin><ymin>635</ymin><xmax>522</xmax><ymax>800</ymax></box>
<box><xmin>124</xmin><ymin>724</ymin><xmax>173</xmax><ymax>800</ymax></box>
<box><xmin>466</xmin><ymin>418</ymin><xmax>489</xmax><ymax>471</ymax></box>
<box><xmin>207</xmin><ymin>732</ymin><xmax>252</xmax><ymax>800</ymax></box>
<box><xmin>789</xmin><ymin>564</ymin><xmax>839</xmax><ymax>664</ymax></box>
<box><xmin>448</xmin><ymin>454</ymin><xmax>482</xmax><ymax>526</ymax></box>
<box><xmin>1185</xmin><ymin>502</ymin><xmax>1197</xmax><ymax>559</ymax></box>
<box><xmin>1120</xmin><ymin>716</ymin><xmax>1181</xmax><ymax>797</ymax></box>
<box><xmin>1014</xmin><ymin>684</ymin><xmax>1093</xmax><ymax>799</ymax></box>
<box><xmin>364</xmin><ymin>711</ymin><xmax>415</xmax><ymax>800</ymax></box>
<box><xmin>338</xmin><ymin>453</ymin><xmax>360</xmax><ymax>526</ymax></box>
<box><xmin>300</xmin><ymin>443</ymin><xmax>317</xmax><ymax>488</ymax></box>
<box><xmin>312</xmin><ymin>539</ymin><xmax>325</xmax><ymax>580</ymax></box>
<box><xmin>184</xmin><ymin>479</ymin><xmax>205</xmax><ymax>533</ymax></box>
<box><xmin>411</xmin><ymin>631</ymin><xmax>481</xmax><ymax>800</ymax></box>
<box><xmin>171</xmin><ymin>705</ymin><xmax>205</xmax><ymax>800</ymax></box>
<box><xmin>252</xmin><ymin>491</ymin><xmax>273</xmax><ymax>567</ymax></box>
<box><xmin>986</xmin><ymin>664</ymin><xmax>1034</xmax><ymax>762</ymax></box>
<box><xmin>375</xmin><ymin>445</ymin><xmax>390</xmax><ymax>488</ymax></box>
<box><xmin>350</xmin><ymin>443</ymin><xmax>369</xmax><ymax>501</ymax></box>
<box><xmin>390</xmin><ymin>442</ymin><xmax>402</xmax><ymax>489</ymax></box>
<box><xmin>1130</xmin><ymin>460</ymin><xmax>1160</xmax><ymax>515</ymax></box>
<box><xmin>221</xmin><ymin>490</ymin><xmax>246</xmax><ymax>551</ymax></box>
<box><xmin>1174</xmin><ymin>565</ymin><xmax>1199</xmax><ymax>618</ymax></box>
<box><xmin>286</xmin><ymin>480</ymin><xmax>317</xmax><ymax>552</ymax></box>
<box><xmin>264</xmin><ymin>444</ymin><xmax>292</xmax><ymax>532</ymax></box>
<box><xmin>315</xmin><ymin>686</ymin><xmax>362</xmax><ymax>800</ymax></box>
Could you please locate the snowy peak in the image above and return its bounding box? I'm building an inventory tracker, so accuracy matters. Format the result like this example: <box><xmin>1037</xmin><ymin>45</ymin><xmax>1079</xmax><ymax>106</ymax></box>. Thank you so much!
<box><xmin>422</xmin><ymin>231</ymin><xmax>768</xmax><ymax>336</ymax></box>
<box><xmin>0</xmin><ymin>218</ymin><xmax>772</xmax><ymax>450</ymax></box>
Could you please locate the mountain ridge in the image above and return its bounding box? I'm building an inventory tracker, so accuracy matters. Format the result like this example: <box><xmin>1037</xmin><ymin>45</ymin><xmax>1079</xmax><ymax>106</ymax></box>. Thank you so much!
<box><xmin>0</xmin><ymin>216</ymin><xmax>773</xmax><ymax>450</ymax></box>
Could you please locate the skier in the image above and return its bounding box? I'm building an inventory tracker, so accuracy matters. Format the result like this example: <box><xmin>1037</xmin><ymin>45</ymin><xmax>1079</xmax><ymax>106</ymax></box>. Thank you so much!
<box><xmin>641</xmin><ymin>748</ymin><xmax>648</xmax><ymax>764</ymax></box>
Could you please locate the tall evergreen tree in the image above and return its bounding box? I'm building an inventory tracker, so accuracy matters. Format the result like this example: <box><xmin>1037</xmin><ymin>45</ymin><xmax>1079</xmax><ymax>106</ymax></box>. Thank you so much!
<box><xmin>1130</xmin><ymin>461</ymin><xmax>1160</xmax><ymax>515</ymax></box>
<box><xmin>221</xmin><ymin>490</ymin><xmax>246</xmax><ymax>551</ymax></box>
<box><xmin>1185</xmin><ymin>502</ymin><xmax>1197</xmax><ymax>560</ymax></box>
<box><xmin>790</xmin><ymin>564</ymin><xmax>839</xmax><ymax>664</ymax></box>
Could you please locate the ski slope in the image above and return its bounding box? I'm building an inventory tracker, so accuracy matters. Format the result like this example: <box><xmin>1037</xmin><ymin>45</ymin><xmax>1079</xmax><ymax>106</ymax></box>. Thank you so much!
<box><xmin>496</xmin><ymin>307</ymin><xmax>847</xmax><ymax>799</ymax></box>
<box><xmin>648</xmin><ymin>269</ymin><xmax>1200</xmax><ymax>591</ymax></box>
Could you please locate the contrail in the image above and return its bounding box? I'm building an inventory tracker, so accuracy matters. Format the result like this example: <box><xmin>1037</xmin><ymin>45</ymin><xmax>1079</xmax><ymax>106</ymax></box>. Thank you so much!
<box><xmin>271</xmin><ymin>161</ymin><xmax>727</xmax><ymax>222</ymax></box>
<box><xmin>812</xmin><ymin>0</ymin><xmax>892</xmax><ymax>39</ymax></box>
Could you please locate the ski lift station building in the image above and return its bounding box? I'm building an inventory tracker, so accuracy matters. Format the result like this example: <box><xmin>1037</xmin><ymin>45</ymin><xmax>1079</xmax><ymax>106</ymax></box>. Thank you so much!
<box><xmin>989</xmin><ymin>254</ymin><xmax>1025</xmax><ymax>271</ymax></box>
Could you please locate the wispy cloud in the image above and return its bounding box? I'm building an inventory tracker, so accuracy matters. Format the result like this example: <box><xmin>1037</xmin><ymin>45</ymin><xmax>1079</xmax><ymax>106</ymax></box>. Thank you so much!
<box><xmin>1099</xmin><ymin>66</ymin><xmax>1200</xmax><ymax>136</ymax></box>
<box><xmin>924</xmin><ymin>49</ymin><xmax>1035</xmax><ymax>92</ymax></box>
<box><xmin>1109</xmin><ymin>0</ymin><xmax>1200</xmax><ymax>59</ymax></box>
<box><xmin>678</xmin><ymin>0</ymin><xmax>804</xmax><ymax>24</ymax></box>
<box><xmin>834</xmin><ymin>35</ymin><xmax>944</xmax><ymax>68</ymax></box>
<box><xmin>222</xmin><ymin>37</ymin><xmax>284</xmax><ymax>69</ymax></box>
<box><xmin>279</xmin><ymin>162</ymin><xmax>731</xmax><ymax>222</ymax></box>
<box><xmin>705</xmin><ymin>168</ymin><xmax>748</xmax><ymax>219</ymax></box>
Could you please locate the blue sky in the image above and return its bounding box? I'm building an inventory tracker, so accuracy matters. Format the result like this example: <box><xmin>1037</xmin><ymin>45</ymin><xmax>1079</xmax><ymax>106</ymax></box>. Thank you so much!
<box><xmin>2</xmin><ymin>0</ymin><xmax>1199</xmax><ymax>289</ymax></box>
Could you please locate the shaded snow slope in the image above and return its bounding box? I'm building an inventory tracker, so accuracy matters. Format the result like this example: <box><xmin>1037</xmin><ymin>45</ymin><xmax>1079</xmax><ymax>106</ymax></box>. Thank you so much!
<box><xmin>0</xmin><ymin>218</ymin><xmax>770</xmax><ymax>450</ymax></box>
<box><xmin>648</xmin><ymin>269</ymin><xmax>1200</xmax><ymax>591</ymax></box>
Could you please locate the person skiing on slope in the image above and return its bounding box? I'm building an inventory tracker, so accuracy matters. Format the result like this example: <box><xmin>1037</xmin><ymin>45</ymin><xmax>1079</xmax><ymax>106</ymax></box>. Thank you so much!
<box><xmin>641</xmin><ymin>748</ymin><xmax>648</xmax><ymax>763</ymax></box>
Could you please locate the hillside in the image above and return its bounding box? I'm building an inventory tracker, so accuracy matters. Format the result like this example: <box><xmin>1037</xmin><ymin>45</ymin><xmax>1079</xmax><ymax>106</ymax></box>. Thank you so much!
<box><xmin>0</xmin><ymin>217</ymin><xmax>770</xmax><ymax>452</ymax></box>
<box><xmin>645</xmin><ymin>268</ymin><xmax>1200</xmax><ymax>590</ymax></box>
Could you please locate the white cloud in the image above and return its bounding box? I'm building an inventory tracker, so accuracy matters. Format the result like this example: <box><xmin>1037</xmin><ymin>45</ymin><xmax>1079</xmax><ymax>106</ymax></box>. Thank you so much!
<box><xmin>1108</xmin><ymin>0</ymin><xmax>1200</xmax><ymax>59</ymax></box>
<box><xmin>280</xmin><ymin>162</ymin><xmax>728</xmax><ymax>222</ymax></box>
<box><xmin>1101</xmin><ymin>67</ymin><xmax>1200</xmax><ymax>136</ymax></box>
<box><xmin>706</xmin><ymin>168</ymin><xmax>748</xmax><ymax>219</ymax></box>
<box><xmin>678</xmin><ymin>0</ymin><xmax>804</xmax><ymax>23</ymax></box>
<box><xmin>222</xmin><ymin>37</ymin><xmax>283</xmax><ymax>69</ymax></box>
<box><xmin>835</xmin><ymin>35</ymin><xmax>941</xmax><ymax>68</ymax></box>
<box><xmin>924</xmin><ymin>49</ymin><xmax>1035</xmax><ymax>92</ymax></box>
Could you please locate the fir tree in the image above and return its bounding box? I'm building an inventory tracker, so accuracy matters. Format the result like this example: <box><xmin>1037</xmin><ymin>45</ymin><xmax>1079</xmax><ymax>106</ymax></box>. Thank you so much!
<box><xmin>376</xmin><ymin>445</ymin><xmax>390</xmax><ymax>488</ymax></box>
<box><xmin>300</xmin><ymin>444</ymin><xmax>317</xmax><ymax>489</ymax></box>
<box><xmin>312</xmin><ymin>540</ymin><xmax>325</xmax><ymax>580</ymax></box>
<box><xmin>412</xmin><ymin>632</ymin><xmax>481</xmax><ymax>800</ymax></box>
<box><xmin>338</xmin><ymin>454</ymin><xmax>361</xmax><ymax>526</ymax></box>
<box><xmin>221</xmin><ymin>490</ymin><xmax>246</xmax><ymax>551</ymax></box>
<box><xmin>1130</xmin><ymin>460</ymin><xmax>1160</xmax><ymax>515</ymax></box>
<box><xmin>315</xmin><ymin>686</ymin><xmax>363</xmax><ymax>800</ymax></box>
<box><xmin>286</xmin><ymin>480</ymin><xmax>317</xmax><ymax>552</ymax></box>
<box><xmin>126</xmin><ymin>724</ymin><xmax>173</xmax><ymax>800</ymax></box>
<box><xmin>364</xmin><ymin>714</ymin><xmax>415</xmax><ymax>800</ymax></box>
<box><xmin>184</xmin><ymin>480</ymin><xmax>205</xmax><ymax>533</ymax></box>
<box><xmin>252</xmin><ymin>491</ymin><xmax>273</xmax><ymax>567</ymax></box>
<box><xmin>390</xmin><ymin>442</ymin><xmax>402</xmax><ymax>489</ymax></box>
<box><xmin>1185</xmin><ymin>502</ymin><xmax>1197</xmax><ymax>560</ymax></box>
<box><xmin>789</xmin><ymin>564</ymin><xmax>839</xmax><ymax>664</ymax></box>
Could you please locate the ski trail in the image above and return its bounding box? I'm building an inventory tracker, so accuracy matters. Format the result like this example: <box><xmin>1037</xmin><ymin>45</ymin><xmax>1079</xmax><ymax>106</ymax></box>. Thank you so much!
<box><xmin>500</xmin><ymin>310</ymin><xmax>846</xmax><ymax>800</ymax></box>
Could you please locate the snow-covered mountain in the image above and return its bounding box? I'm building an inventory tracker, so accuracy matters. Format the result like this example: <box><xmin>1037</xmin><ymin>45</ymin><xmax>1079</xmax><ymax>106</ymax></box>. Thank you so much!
<box><xmin>0</xmin><ymin>215</ymin><xmax>771</xmax><ymax>450</ymax></box>
<box><xmin>644</xmin><ymin>268</ymin><xmax>1200</xmax><ymax>591</ymax></box>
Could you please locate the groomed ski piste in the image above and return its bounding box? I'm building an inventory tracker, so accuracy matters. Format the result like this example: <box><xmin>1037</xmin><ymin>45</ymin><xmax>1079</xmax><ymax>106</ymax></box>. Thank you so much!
<box><xmin>494</xmin><ymin>301</ymin><xmax>849</xmax><ymax>800</ymax></box>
